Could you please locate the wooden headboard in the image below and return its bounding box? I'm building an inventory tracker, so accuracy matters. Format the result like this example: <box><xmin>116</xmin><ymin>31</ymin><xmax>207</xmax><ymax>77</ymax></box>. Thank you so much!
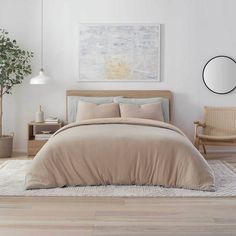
<box><xmin>66</xmin><ymin>90</ymin><xmax>172</xmax><ymax>122</ymax></box>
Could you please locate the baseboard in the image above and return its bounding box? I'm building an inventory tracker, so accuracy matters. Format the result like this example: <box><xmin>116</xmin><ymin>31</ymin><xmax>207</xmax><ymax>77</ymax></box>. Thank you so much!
<box><xmin>200</xmin><ymin>147</ymin><xmax>236</xmax><ymax>153</ymax></box>
<box><xmin>13</xmin><ymin>150</ymin><xmax>27</xmax><ymax>155</ymax></box>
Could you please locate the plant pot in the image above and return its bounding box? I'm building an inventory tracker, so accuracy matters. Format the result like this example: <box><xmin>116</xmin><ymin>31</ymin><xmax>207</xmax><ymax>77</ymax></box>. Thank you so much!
<box><xmin>0</xmin><ymin>135</ymin><xmax>13</xmax><ymax>158</ymax></box>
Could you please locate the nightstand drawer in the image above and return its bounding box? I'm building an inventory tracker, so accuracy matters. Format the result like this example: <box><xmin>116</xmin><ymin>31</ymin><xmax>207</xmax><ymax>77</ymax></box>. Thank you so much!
<box><xmin>28</xmin><ymin>140</ymin><xmax>47</xmax><ymax>156</ymax></box>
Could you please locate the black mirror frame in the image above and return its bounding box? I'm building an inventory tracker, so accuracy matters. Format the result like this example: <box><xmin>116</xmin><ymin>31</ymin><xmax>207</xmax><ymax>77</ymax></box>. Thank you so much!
<box><xmin>202</xmin><ymin>55</ymin><xmax>236</xmax><ymax>95</ymax></box>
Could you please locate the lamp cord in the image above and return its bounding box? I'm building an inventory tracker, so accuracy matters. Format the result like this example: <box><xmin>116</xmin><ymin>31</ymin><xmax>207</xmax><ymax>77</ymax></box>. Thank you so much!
<box><xmin>41</xmin><ymin>0</ymin><xmax>44</xmax><ymax>70</ymax></box>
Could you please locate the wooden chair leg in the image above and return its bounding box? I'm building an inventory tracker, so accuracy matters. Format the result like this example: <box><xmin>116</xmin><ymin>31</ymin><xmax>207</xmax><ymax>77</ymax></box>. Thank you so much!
<box><xmin>194</xmin><ymin>137</ymin><xmax>200</xmax><ymax>150</ymax></box>
<box><xmin>202</xmin><ymin>144</ymin><xmax>207</xmax><ymax>154</ymax></box>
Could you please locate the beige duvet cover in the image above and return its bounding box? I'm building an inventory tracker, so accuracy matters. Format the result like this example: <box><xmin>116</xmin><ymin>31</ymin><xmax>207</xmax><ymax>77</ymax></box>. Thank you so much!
<box><xmin>25</xmin><ymin>118</ymin><xmax>215</xmax><ymax>191</ymax></box>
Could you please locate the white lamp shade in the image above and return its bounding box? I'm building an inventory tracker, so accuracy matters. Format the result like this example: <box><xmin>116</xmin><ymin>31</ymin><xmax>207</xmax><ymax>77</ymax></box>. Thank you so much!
<box><xmin>30</xmin><ymin>69</ymin><xmax>51</xmax><ymax>85</ymax></box>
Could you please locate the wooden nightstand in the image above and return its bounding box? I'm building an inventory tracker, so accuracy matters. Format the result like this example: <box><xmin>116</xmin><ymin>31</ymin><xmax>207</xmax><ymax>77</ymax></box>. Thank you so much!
<box><xmin>28</xmin><ymin>122</ymin><xmax>63</xmax><ymax>156</ymax></box>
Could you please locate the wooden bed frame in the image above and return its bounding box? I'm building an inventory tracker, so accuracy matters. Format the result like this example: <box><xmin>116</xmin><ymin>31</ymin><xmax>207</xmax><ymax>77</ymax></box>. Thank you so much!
<box><xmin>66</xmin><ymin>90</ymin><xmax>172</xmax><ymax>122</ymax></box>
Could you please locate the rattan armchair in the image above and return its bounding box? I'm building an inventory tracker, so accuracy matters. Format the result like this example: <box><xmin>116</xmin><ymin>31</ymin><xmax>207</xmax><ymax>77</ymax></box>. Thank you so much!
<box><xmin>194</xmin><ymin>107</ymin><xmax>236</xmax><ymax>154</ymax></box>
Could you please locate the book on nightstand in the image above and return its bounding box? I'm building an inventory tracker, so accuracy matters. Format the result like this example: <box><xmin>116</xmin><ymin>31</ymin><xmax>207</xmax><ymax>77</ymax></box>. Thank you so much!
<box><xmin>35</xmin><ymin>134</ymin><xmax>53</xmax><ymax>140</ymax></box>
<box><xmin>45</xmin><ymin>117</ymin><xmax>60</xmax><ymax>124</ymax></box>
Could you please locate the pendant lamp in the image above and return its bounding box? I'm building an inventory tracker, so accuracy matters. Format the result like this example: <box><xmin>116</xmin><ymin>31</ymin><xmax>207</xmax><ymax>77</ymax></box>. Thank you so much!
<box><xmin>30</xmin><ymin>0</ymin><xmax>51</xmax><ymax>84</ymax></box>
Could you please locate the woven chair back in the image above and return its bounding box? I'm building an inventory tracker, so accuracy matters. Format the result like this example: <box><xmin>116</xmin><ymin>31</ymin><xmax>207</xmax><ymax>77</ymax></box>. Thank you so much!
<box><xmin>204</xmin><ymin>106</ymin><xmax>236</xmax><ymax>136</ymax></box>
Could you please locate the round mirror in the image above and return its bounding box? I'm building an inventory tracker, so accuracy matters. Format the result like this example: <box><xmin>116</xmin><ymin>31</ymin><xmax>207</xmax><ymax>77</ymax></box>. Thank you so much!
<box><xmin>202</xmin><ymin>55</ymin><xmax>236</xmax><ymax>94</ymax></box>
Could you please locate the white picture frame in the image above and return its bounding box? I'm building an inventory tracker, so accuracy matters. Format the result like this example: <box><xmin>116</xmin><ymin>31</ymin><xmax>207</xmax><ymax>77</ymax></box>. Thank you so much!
<box><xmin>78</xmin><ymin>23</ymin><xmax>161</xmax><ymax>82</ymax></box>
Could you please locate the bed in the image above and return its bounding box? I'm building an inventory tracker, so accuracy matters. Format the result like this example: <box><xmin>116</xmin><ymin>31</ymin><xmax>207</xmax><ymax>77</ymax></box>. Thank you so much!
<box><xmin>25</xmin><ymin>90</ymin><xmax>215</xmax><ymax>191</ymax></box>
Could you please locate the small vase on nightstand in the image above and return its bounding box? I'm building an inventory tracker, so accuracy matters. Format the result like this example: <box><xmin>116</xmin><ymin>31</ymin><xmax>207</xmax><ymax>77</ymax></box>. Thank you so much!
<box><xmin>35</xmin><ymin>105</ymin><xmax>44</xmax><ymax>123</ymax></box>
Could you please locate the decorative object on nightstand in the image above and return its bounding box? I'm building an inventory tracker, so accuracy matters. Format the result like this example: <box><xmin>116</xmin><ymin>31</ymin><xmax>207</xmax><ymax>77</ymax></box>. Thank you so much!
<box><xmin>28</xmin><ymin>121</ymin><xmax>63</xmax><ymax>156</ymax></box>
<box><xmin>194</xmin><ymin>106</ymin><xmax>236</xmax><ymax>154</ymax></box>
<box><xmin>0</xmin><ymin>29</ymin><xmax>33</xmax><ymax>158</ymax></box>
<box><xmin>35</xmin><ymin>105</ymin><xmax>44</xmax><ymax>123</ymax></box>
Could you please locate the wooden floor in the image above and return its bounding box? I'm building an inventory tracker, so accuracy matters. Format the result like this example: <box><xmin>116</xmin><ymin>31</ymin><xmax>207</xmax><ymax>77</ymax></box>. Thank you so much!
<box><xmin>0</xmin><ymin>153</ymin><xmax>236</xmax><ymax>236</ymax></box>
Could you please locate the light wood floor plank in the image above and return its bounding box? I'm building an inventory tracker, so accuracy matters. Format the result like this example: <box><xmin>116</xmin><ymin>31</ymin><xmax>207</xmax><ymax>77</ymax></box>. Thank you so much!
<box><xmin>0</xmin><ymin>153</ymin><xmax>236</xmax><ymax>235</ymax></box>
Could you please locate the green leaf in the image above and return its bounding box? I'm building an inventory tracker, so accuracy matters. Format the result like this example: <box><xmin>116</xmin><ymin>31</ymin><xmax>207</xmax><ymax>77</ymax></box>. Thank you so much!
<box><xmin>0</xmin><ymin>32</ymin><xmax>34</xmax><ymax>93</ymax></box>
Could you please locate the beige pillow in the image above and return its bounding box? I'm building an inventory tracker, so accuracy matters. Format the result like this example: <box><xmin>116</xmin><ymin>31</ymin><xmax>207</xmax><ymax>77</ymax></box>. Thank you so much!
<box><xmin>119</xmin><ymin>102</ymin><xmax>164</xmax><ymax>121</ymax></box>
<box><xmin>76</xmin><ymin>101</ymin><xmax>120</xmax><ymax>122</ymax></box>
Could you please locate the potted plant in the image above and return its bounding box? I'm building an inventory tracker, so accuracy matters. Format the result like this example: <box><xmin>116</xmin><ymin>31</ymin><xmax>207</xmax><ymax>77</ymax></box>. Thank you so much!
<box><xmin>0</xmin><ymin>29</ymin><xmax>33</xmax><ymax>157</ymax></box>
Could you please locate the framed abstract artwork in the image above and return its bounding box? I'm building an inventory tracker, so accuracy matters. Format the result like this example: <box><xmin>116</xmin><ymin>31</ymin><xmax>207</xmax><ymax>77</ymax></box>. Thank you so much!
<box><xmin>78</xmin><ymin>24</ymin><xmax>161</xmax><ymax>82</ymax></box>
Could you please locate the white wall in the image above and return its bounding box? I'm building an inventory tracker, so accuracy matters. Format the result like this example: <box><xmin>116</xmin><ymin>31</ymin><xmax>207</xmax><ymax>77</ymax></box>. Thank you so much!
<box><xmin>1</xmin><ymin>0</ymin><xmax>236</xmax><ymax>152</ymax></box>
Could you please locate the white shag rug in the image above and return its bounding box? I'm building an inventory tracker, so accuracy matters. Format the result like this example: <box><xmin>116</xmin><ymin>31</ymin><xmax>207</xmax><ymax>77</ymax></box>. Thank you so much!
<box><xmin>0</xmin><ymin>160</ymin><xmax>236</xmax><ymax>197</ymax></box>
